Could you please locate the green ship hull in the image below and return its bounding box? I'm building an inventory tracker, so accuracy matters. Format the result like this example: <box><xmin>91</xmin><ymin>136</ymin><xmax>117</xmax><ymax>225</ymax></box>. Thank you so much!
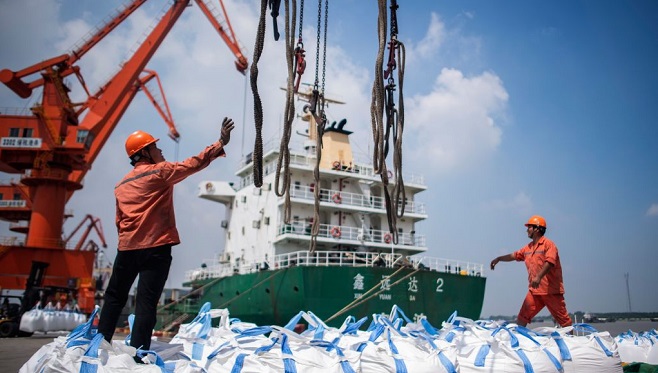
<box><xmin>179</xmin><ymin>265</ymin><xmax>486</xmax><ymax>327</ymax></box>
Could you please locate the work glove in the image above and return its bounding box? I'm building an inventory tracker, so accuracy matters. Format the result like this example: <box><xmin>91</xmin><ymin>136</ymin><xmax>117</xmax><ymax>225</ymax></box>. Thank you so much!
<box><xmin>220</xmin><ymin>117</ymin><xmax>235</xmax><ymax>146</ymax></box>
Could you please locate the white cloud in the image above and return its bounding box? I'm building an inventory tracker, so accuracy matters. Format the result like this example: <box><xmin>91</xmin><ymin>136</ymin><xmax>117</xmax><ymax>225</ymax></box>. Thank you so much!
<box><xmin>411</xmin><ymin>13</ymin><xmax>446</xmax><ymax>59</ymax></box>
<box><xmin>405</xmin><ymin>68</ymin><xmax>508</xmax><ymax>171</ymax></box>
<box><xmin>484</xmin><ymin>192</ymin><xmax>533</xmax><ymax>216</ymax></box>
<box><xmin>647</xmin><ymin>203</ymin><xmax>658</xmax><ymax>217</ymax></box>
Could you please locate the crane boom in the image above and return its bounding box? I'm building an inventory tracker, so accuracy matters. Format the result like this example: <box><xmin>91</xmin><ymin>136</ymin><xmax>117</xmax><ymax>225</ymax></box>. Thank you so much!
<box><xmin>195</xmin><ymin>0</ymin><xmax>248</xmax><ymax>73</ymax></box>
<box><xmin>0</xmin><ymin>0</ymin><xmax>149</xmax><ymax>99</ymax></box>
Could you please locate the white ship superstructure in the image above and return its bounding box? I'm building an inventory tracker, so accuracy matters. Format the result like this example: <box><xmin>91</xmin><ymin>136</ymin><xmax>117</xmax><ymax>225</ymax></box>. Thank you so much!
<box><xmin>196</xmin><ymin>113</ymin><xmax>429</xmax><ymax>272</ymax></box>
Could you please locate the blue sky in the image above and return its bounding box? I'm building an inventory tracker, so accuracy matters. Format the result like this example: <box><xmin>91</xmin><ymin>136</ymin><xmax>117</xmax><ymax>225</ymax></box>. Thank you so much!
<box><xmin>1</xmin><ymin>0</ymin><xmax>657</xmax><ymax>318</ymax></box>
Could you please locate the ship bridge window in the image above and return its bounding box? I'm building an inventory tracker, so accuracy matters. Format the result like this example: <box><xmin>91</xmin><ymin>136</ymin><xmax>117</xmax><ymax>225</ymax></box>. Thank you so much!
<box><xmin>22</xmin><ymin>128</ymin><xmax>33</xmax><ymax>137</ymax></box>
<box><xmin>9</xmin><ymin>128</ymin><xmax>19</xmax><ymax>137</ymax></box>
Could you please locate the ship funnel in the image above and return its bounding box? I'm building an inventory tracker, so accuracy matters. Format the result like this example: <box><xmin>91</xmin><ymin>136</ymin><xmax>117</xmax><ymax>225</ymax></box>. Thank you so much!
<box><xmin>337</xmin><ymin>118</ymin><xmax>347</xmax><ymax>131</ymax></box>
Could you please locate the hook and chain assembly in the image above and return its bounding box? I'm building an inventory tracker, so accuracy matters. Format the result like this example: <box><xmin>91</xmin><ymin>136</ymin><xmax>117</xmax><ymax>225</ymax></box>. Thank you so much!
<box><xmin>370</xmin><ymin>0</ymin><xmax>406</xmax><ymax>245</ymax></box>
<box><xmin>309</xmin><ymin>0</ymin><xmax>329</xmax><ymax>253</ymax></box>
<box><xmin>293</xmin><ymin>0</ymin><xmax>306</xmax><ymax>92</ymax></box>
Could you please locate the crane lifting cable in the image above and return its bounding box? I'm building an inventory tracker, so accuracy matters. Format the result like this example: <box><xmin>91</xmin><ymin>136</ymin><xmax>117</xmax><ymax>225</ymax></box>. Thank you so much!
<box><xmin>274</xmin><ymin>0</ymin><xmax>298</xmax><ymax>224</ymax></box>
<box><xmin>251</xmin><ymin>0</ymin><xmax>292</xmax><ymax>189</ymax></box>
<box><xmin>370</xmin><ymin>0</ymin><xmax>406</xmax><ymax>245</ymax></box>
<box><xmin>250</xmin><ymin>0</ymin><xmax>269</xmax><ymax>188</ymax></box>
<box><xmin>250</xmin><ymin>0</ymin><xmax>329</xmax><ymax>252</ymax></box>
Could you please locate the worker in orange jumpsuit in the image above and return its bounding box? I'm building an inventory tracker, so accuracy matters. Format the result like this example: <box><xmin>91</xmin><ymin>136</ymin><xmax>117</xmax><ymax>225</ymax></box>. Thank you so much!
<box><xmin>490</xmin><ymin>215</ymin><xmax>572</xmax><ymax>327</ymax></box>
<box><xmin>97</xmin><ymin>118</ymin><xmax>235</xmax><ymax>354</ymax></box>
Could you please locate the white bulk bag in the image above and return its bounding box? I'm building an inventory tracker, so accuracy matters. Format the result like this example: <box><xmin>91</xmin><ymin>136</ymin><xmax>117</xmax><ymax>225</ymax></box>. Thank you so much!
<box><xmin>19</xmin><ymin>303</ymin><xmax>45</xmax><ymax>333</ymax></box>
<box><xmin>616</xmin><ymin>330</ymin><xmax>653</xmax><ymax>364</ymax></box>
<box><xmin>170</xmin><ymin>302</ymin><xmax>235</xmax><ymax>365</ymax></box>
<box><xmin>206</xmin><ymin>333</ymin><xmax>295</xmax><ymax>373</ymax></box>
<box><xmin>271</xmin><ymin>326</ymin><xmax>360</xmax><ymax>373</ymax></box>
<box><xmin>357</xmin><ymin>317</ymin><xmax>458</xmax><ymax>373</ymax></box>
<box><xmin>452</xmin><ymin>324</ymin><xmax>563</xmax><ymax>373</ymax></box>
<box><xmin>534</xmin><ymin>323</ymin><xmax>622</xmax><ymax>373</ymax></box>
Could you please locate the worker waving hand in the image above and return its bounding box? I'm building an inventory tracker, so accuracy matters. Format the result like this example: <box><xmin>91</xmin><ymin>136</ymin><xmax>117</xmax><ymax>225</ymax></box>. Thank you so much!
<box><xmin>490</xmin><ymin>215</ymin><xmax>572</xmax><ymax>328</ymax></box>
<box><xmin>98</xmin><ymin>118</ymin><xmax>235</xmax><ymax>358</ymax></box>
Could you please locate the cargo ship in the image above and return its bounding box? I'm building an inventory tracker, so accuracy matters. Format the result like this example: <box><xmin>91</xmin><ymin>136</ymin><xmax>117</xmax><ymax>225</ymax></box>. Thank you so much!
<box><xmin>173</xmin><ymin>94</ymin><xmax>487</xmax><ymax>327</ymax></box>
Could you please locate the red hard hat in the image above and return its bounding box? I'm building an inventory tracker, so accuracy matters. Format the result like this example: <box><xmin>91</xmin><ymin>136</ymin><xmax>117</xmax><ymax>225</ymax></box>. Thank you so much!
<box><xmin>525</xmin><ymin>215</ymin><xmax>547</xmax><ymax>228</ymax></box>
<box><xmin>125</xmin><ymin>130</ymin><xmax>159</xmax><ymax>157</ymax></box>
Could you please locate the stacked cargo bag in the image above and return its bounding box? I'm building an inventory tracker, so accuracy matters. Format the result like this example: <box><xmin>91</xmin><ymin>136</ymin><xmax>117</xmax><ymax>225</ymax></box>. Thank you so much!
<box><xmin>20</xmin><ymin>306</ymin><xmax>101</xmax><ymax>372</ymax></box>
<box><xmin>76</xmin><ymin>333</ymin><xmax>162</xmax><ymax>372</ymax></box>
<box><xmin>18</xmin><ymin>303</ymin><xmax>45</xmax><ymax>333</ymax></box>
<box><xmin>535</xmin><ymin>323</ymin><xmax>622</xmax><ymax>372</ymax></box>
<box><xmin>204</xmin><ymin>327</ymin><xmax>269</xmax><ymax>372</ymax></box>
<box><xmin>447</xmin><ymin>321</ymin><xmax>564</xmax><ymax>373</ymax></box>
<box><xmin>81</xmin><ymin>333</ymin><xmax>199</xmax><ymax>372</ymax></box>
<box><xmin>19</xmin><ymin>334</ymin><xmax>69</xmax><ymax>372</ymax></box>
<box><xmin>616</xmin><ymin>329</ymin><xmax>656</xmax><ymax>364</ymax></box>
<box><xmin>647</xmin><ymin>330</ymin><xmax>658</xmax><ymax>364</ymax></box>
<box><xmin>284</xmin><ymin>310</ymin><xmax>335</xmax><ymax>341</ymax></box>
<box><xmin>22</xmin><ymin>301</ymin><xmax>84</xmax><ymax>333</ymax></box>
<box><xmin>205</xmin><ymin>330</ymin><xmax>294</xmax><ymax>373</ymax></box>
<box><xmin>61</xmin><ymin>304</ymin><xmax>88</xmax><ymax>330</ymax></box>
<box><xmin>356</xmin><ymin>314</ymin><xmax>458</xmax><ymax>373</ymax></box>
<box><xmin>170</xmin><ymin>301</ymin><xmax>236</xmax><ymax>366</ymax></box>
<box><xmin>271</xmin><ymin>326</ymin><xmax>361</xmax><ymax>373</ymax></box>
<box><xmin>42</xmin><ymin>302</ymin><xmax>59</xmax><ymax>331</ymax></box>
<box><xmin>22</xmin><ymin>305</ymin><xmax>204</xmax><ymax>372</ymax></box>
<box><xmin>332</xmin><ymin>316</ymin><xmax>375</xmax><ymax>353</ymax></box>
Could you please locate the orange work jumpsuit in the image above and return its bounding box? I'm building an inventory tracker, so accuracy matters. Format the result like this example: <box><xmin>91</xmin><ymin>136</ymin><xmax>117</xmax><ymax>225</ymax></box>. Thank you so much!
<box><xmin>513</xmin><ymin>236</ymin><xmax>572</xmax><ymax>326</ymax></box>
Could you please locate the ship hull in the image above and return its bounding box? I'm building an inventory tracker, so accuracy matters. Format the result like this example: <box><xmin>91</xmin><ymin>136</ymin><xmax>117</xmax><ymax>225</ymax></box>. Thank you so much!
<box><xmin>182</xmin><ymin>265</ymin><xmax>486</xmax><ymax>327</ymax></box>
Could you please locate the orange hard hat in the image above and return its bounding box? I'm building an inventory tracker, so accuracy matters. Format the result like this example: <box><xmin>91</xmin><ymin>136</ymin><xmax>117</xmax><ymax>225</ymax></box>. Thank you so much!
<box><xmin>125</xmin><ymin>130</ymin><xmax>159</xmax><ymax>157</ymax></box>
<box><xmin>525</xmin><ymin>215</ymin><xmax>547</xmax><ymax>228</ymax></box>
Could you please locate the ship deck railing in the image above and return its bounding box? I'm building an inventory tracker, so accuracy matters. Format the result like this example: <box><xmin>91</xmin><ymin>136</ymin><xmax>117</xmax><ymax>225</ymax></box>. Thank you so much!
<box><xmin>277</xmin><ymin>223</ymin><xmax>426</xmax><ymax>248</ymax></box>
<box><xmin>288</xmin><ymin>185</ymin><xmax>426</xmax><ymax>215</ymax></box>
<box><xmin>185</xmin><ymin>250</ymin><xmax>484</xmax><ymax>283</ymax></box>
<box><xmin>238</xmin><ymin>136</ymin><xmax>426</xmax><ymax>187</ymax></box>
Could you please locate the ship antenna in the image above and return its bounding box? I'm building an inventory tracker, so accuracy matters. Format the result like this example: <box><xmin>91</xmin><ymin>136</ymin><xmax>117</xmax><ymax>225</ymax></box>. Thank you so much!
<box><xmin>625</xmin><ymin>272</ymin><xmax>632</xmax><ymax>312</ymax></box>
